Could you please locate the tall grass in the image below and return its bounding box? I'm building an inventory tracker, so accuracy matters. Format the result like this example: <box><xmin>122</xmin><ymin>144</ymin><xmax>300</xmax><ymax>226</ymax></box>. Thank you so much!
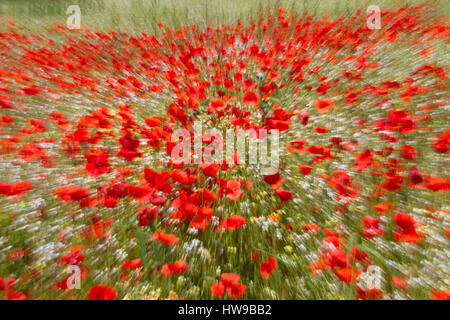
<box><xmin>1</xmin><ymin>0</ymin><xmax>448</xmax><ymax>32</ymax></box>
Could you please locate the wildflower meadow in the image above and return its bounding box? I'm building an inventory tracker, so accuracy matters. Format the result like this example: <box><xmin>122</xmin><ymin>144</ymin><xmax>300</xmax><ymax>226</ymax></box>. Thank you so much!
<box><xmin>0</xmin><ymin>0</ymin><xmax>449</xmax><ymax>301</ymax></box>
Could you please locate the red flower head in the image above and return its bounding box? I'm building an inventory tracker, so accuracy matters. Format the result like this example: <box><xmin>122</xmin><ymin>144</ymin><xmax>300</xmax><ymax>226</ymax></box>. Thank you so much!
<box><xmin>226</xmin><ymin>282</ymin><xmax>247</xmax><ymax>299</ymax></box>
<box><xmin>161</xmin><ymin>260</ymin><xmax>188</xmax><ymax>277</ymax></box>
<box><xmin>276</xmin><ymin>189</ymin><xmax>292</xmax><ymax>203</ymax></box>
<box><xmin>87</xmin><ymin>285</ymin><xmax>118</xmax><ymax>300</ymax></box>
<box><xmin>298</xmin><ymin>164</ymin><xmax>313</xmax><ymax>175</ymax></box>
<box><xmin>221</xmin><ymin>216</ymin><xmax>247</xmax><ymax>230</ymax></box>
<box><xmin>432</xmin><ymin>129</ymin><xmax>450</xmax><ymax>153</ymax></box>
<box><xmin>211</xmin><ymin>273</ymin><xmax>246</xmax><ymax>299</ymax></box>
<box><xmin>373</xmin><ymin>201</ymin><xmax>393</xmax><ymax>215</ymax></box>
<box><xmin>430</xmin><ymin>289</ymin><xmax>450</xmax><ymax>300</ymax></box>
<box><xmin>313</xmin><ymin>98</ymin><xmax>334</xmax><ymax>113</ymax></box>
<box><xmin>209</xmin><ymin>98</ymin><xmax>226</xmax><ymax>112</ymax></box>
<box><xmin>263</xmin><ymin>173</ymin><xmax>284</xmax><ymax>189</ymax></box>
<box><xmin>220</xmin><ymin>273</ymin><xmax>240</xmax><ymax>287</ymax></box>
<box><xmin>54</xmin><ymin>185</ymin><xmax>89</xmax><ymax>202</ymax></box>
<box><xmin>151</xmin><ymin>230</ymin><xmax>180</xmax><ymax>245</ymax></box>
<box><xmin>200</xmin><ymin>162</ymin><xmax>221</xmax><ymax>176</ymax></box>
<box><xmin>408</xmin><ymin>166</ymin><xmax>423</xmax><ymax>185</ymax></box>
<box><xmin>210</xmin><ymin>282</ymin><xmax>225</xmax><ymax>298</ymax></box>
<box><xmin>242</xmin><ymin>91</ymin><xmax>260</xmax><ymax>106</ymax></box>
<box><xmin>335</xmin><ymin>267</ymin><xmax>362</xmax><ymax>283</ymax></box>
<box><xmin>86</xmin><ymin>152</ymin><xmax>110</xmax><ymax>177</ymax></box>
<box><xmin>393</xmin><ymin>212</ymin><xmax>423</xmax><ymax>243</ymax></box>
<box><xmin>0</xmin><ymin>181</ymin><xmax>33</xmax><ymax>197</ymax></box>
<box><xmin>361</xmin><ymin>216</ymin><xmax>384</xmax><ymax>238</ymax></box>
<box><xmin>260</xmin><ymin>257</ymin><xmax>277</xmax><ymax>278</ymax></box>
<box><xmin>353</xmin><ymin>149</ymin><xmax>373</xmax><ymax>172</ymax></box>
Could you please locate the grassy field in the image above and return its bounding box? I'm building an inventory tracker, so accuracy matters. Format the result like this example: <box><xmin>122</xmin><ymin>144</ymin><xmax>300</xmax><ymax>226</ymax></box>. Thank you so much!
<box><xmin>1</xmin><ymin>0</ymin><xmax>449</xmax><ymax>31</ymax></box>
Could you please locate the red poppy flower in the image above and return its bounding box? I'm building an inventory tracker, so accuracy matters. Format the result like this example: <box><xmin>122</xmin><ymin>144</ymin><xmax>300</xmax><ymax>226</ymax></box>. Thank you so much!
<box><xmin>303</xmin><ymin>223</ymin><xmax>320</xmax><ymax>233</ymax></box>
<box><xmin>354</xmin><ymin>149</ymin><xmax>373</xmax><ymax>172</ymax></box>
<box><xmin>263</xmin><ymin>173</ymin><xmax>284</xmax><ymax>189</ymax></box>
<box><xmin>298</xmin><ymin>165</ymin><xmax>313</xmax><ymax>175</ymax></box>
<box><xmin>242</xmin><ymin>91</ymin><xmax>260</xmax><ymax>106</ymax></box>
<box><xmin>313</xmin><ymin>98</ymin><xmax>334</xmax><ymax>113</ymax></box>
<box><xmin>430</xmin><ymin>289</ymin><xmax>450</xmax><ymax>300</ymax></box>
<box><xmin>200</xmin><ymin>162</ymin><xmax>221</xmax><ymax>176</ymax></box>
<box><xmin>220</xmin><ymin>273</ymin><xmax>240</xmax><ymax>287</ymax></box>
<box><xmin>137</xmin><ymin>206</ymin><xmax>161</xmax><ymax>226</ymax></box>
<box><xmin>117</xmin><ymin>148</ymin><xmax>141</xmax><ymax>161</ymax></box>
<box><xmin>314</xmin><ymin>127</ymin><xmax>328</xmax><ymax>134</ymax></box>
<box><xmin>22</xmin><ymin>86</ymin><xmax>41</xmax><ymax>96</ymax></box>
<box><xmin>209</xmin><ymin>98</ymin><xmax>226</xmax><ymax>111</ymax></box>
<box><xmin>190</xmin><ymin>215</ymin><xmax>208</xmax><ymax>230</ymax></box>
<box><xmin>122</xmin><ymin>258</ymin><xmax>143</xmax><ymax>270</ymax></box>
<box><xmin>54</xmin><ymin>185</ymin><xmax>89</xmax><ymax>202</ymax></box>
<box><xmin>392</xmin><ymin>276</ymin><xmax>408</xmax><ymax>290</ymax></box>
<box><xmin>151</xmin><ymin>230</ymin><xmax>180</xmax><ymax>245</ymax></box>
<box><xmin>432</xmin><ymin>129</ymin><xmax>450</xmax><ymax>153</ymax></box>
<box><xmin>210</xmin><ymin>282</ymin><xmax>225</xmax><ymax>298</ymax></box>
<box><xmin>8</xmin><ymin>291</ymin><xmax>28</xmax><ymax>300</ymax></box>
<box><xmin>361</xmin><ymin>216</ymin><xmax>384</xmax><ymax>238</ymax></box>
<box><xmin>87</xmin><ymin>285</ymin><xmax>118</xmax><ymax>300</ymax></box>
<box><xmin>202</xmin><ymin>188</ymin><xmax>217</xmax><ymax>202</ymax></box>
<box><xmin>86</xmin><ymin>152</ymin><xmax>110</xmax><ymax>177</ymax></box>
<box><xmin>373</xmin><ymin>201</ymin><xmax>393</xmax><ymax>215</ymax></box>
<box><xmin>260</xmin><ymin>257</ymin><xmax>277</xmax><ymax>278</ymax></box>
<box><xmin>402</xmin><ymin>145</ymin><xmax>418</xmax><ymax>160</ymax></box>
<box><xmin>408</xmin><ymin>166</ymin><xmax>423</xmax><ymax>185</ymax></box>
<box><xmin>356</xmin><ymin>287</ymin><xmax>384</xmax><ymax>300</ymax></box>
<box><xmin>324</xmin><ymin>249</ymin><xmax>346</xmax><ymax>269</ymax></box>
<box><xmin>0</xmin><ymin>181</ymin><xmax>33</xmax><ymax>197</ymax></box>
<box><xmin>103</xmin><ymin>195</ymin><xmax>118</xmax><ymax>208</ymax></box>
<box><xmin>58</xmin><ymin>250</ymin><xmax>85</xmax><ymax>266</ymax></box>
<box><xmin>266</xmin><ymin>119</ymin><xmax>290</xmax><ymax>131</ymax></box>
<box><xmin>393</xmin><ymin>212</ymin><xmax>424</xmax><ymax>243</ymax></box>
<box><xmin>335</xmin><ymin>267</ymin><xmax>362</xmax><ymax>283</ymax></box>
<box><xmin>276</xmin><ymin>189</ymin><xmax>292</xmax><ymax>203</ymax></box>
<box><xmin>0</xmin><ymin>94</ymin><xmax>14</xmax><ymax>109</ymax></box>
<box><xmin>226</xmin><ymin>282</ymin><xmax>247</xmax><ymax>299</ymax></box>
<box><xmin>298</xmin><ymin>112</ymin><xmax>309</xmax><ymax>125</ymax></box>
<box><xmin>424</xmin><ymin>177</ymin><xmax>450</xmax><ymax>191</ymax></box>
<box><xmin>211</xmin><ymin>273</ymin><xmax>247</xmax><ymax>299</ymax></box>
<box><xmin>445</xmin><ymin>229</ymin><xmax>450</xmax><ymax>239</ymax></box>
<box><xmin>161</xmin><ymin>260</ymin><xmax>188</xmax><ymax>277</ymax></box>
<box><xmin>221</xmin><ymin>216</ymin><xmax>247</xmax><ymax>230</ymax></box>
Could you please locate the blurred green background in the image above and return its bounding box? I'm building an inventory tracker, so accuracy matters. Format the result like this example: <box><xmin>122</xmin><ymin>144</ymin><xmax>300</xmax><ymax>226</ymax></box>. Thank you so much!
<box><xmin>0</xmin><ymin>0</ymin><xmax>448</xmax><ymax>32</ymax></box>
